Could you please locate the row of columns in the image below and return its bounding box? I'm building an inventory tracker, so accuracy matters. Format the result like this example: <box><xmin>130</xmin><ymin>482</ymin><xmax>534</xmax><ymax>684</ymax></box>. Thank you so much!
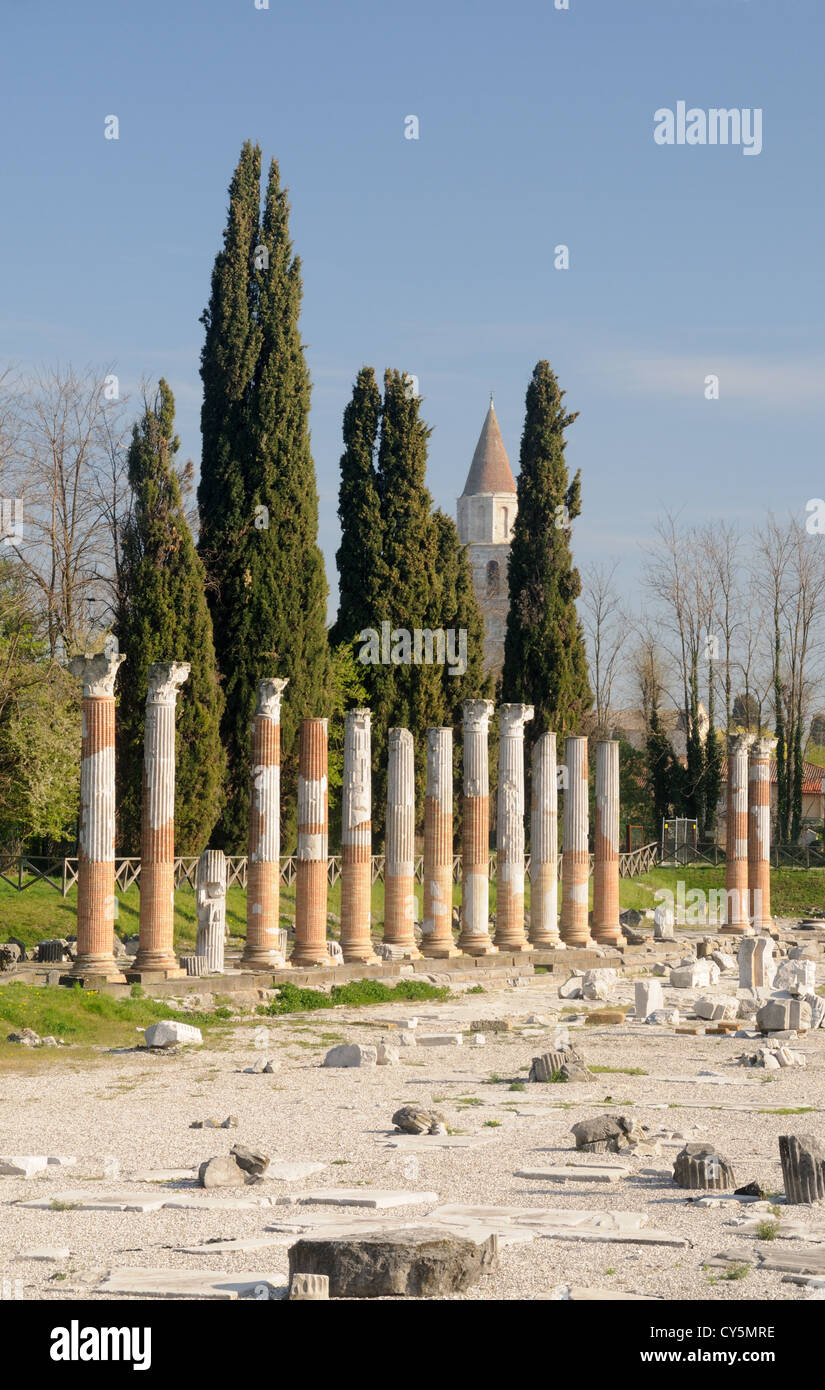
<box><xmin>67</xmin><ymin>652</ymin><xmax>625</xmax><ymax>979</ymax></box>
<box><xmin>725</xmin><ymin>733</ymin><xmax>776</xmax><ymax>934</ymax></box>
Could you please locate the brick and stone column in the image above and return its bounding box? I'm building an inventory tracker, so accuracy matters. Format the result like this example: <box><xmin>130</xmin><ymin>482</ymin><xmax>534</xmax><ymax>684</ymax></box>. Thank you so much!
<box><xmin>560</xmin><ymin>735</ymin><xmax>590</xmax><ymax>947</ymax></box>
<box><xmin>725</xmin><ymin>732</ymin><xmax>754</xmax><ymax>935</ymax></box>
<box><xmin>133</xmin><ymin>662</ymin><xmax>190</xmax><ymax>977</ymax></box>
<box><xmin>529</xmin><ymin>732</ymin><xmax>561</xmax><ymax>948</ymax></box>
<box><xmin>748</xmin><ymin>736</ymin><xmax>776</xmax><ymax>933</ymax></box>
<box><xmin>494</xmin><ymin>704</ymin><xmax>534</xmax><ymax>951</ymax></box>
<box><xmin>383</xmin><ymin>728</ymin><xmax>420</xmax><ymax>956</ymax></box>
<box><xmin>458</xmin><ymin>699</ymin><xmax>497</xmax><ymax>955</ymax></box>
<box><xmin>422</xmin><ymin>727</ymin><xmax>459</xmax><ymax>958</ymax></box>
<box><xmin>340</xmin><ymin>709</ymin><xmax>377</xmax><ymax>963</ymax></box>
<box><xmin>591</xmin><ymin>740</ymin><xmax>621</xmax><ymax>946</ymax></box>
<box><xmin>292</xmin><ymin>718</ymin><xmax>330</xmax><ymax>966</ymax></box>
<box><xmin>243</xmin><ymin>678</ymin><xmax>288</xmax><ymax>969</ymax></box>
<box><xmin>67</xmin><ymin>652</ymin><xmax>126</xmax><ymax>980</ymax></box>
<box><xmin>196</xmin><ymin>849</ymin><xmax>226</xmax><ymax>974</ymax></box>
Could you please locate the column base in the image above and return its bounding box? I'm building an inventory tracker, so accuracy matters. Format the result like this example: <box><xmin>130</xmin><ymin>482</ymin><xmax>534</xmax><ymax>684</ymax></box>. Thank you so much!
<box><xmin>290</xmin><ymin>947</ymin><xmax>333</xmax><ymax>967</ymax></box>
<box><xmin>127</xmin><ymin>953</ymin><xmax>186</xmax><ymax>981</ymax></box>
<box><xmin>457</xmin><ymin>935</ymin><xmax>498</xmax><ymax>956</ymax></box>
<box><xmin>494</xmin><ymin>936</ymin><xmax>533</xmax><ymax>953</ymax></box>
<box><xmin>240</xmin><ymin>948</ymin><xmax>291</xmax><ymax>970</ymax></box>
<box><xmin>723</xmin><ymin>923</ymin><xmax>749</xmax><ymax>936</ymax></box>
<box><xmin>63</xmin><ymin>959</ymin><xmax>127</xmax><ymax>985</ymax></box>
<box><xmin>590</xmin><ymin>925</ymin><xmax>622</xmax><ymax>947</ymax></box>
<box><xmin>420</xmin><ymin>941</ymin><xmax>462</xmax><ymax>959</ymax></box>
<box><xmin>529</xmin><ymin>934</ymin><xmax>563</xmax><ymax>949</ymax></box>
<box><xmin>340</xmin><ymin>947</ymin><xmax>381</xmax><ymax>965</ymax></box>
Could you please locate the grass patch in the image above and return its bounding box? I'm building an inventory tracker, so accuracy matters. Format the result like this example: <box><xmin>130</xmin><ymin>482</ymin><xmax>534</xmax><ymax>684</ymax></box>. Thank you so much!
<box><xmin>755</xmin><ymin>1219</ymin><xmax>779</xmax><ymax>1241</ymax></box>
<box><xmin>483</xmin><ymin>1119</ymin><xmax>502</xmax><ymax>1128</ymax></box>
<box><xmin>757</xmin><ymin>1106</ymin><xmax>816</xmax><ymax>1116</ymax></box>
<box><xmin>508</xmin><ymin>1082</ymin><xmax>526</xmax><ymax>1092</ymax></box>
<box><xmin>465</xmin><ymin>985</ymin><xmax>485</xmax><ymax>995</ymax></box>
<box><xmin>0</xmin><ymin>982</ymin><xmax>226</xmax><ymax>1054</ymax></box>
<box><xmin>590</xmin><ymin>1066</ymin><xmax>647</xmax><ymax>1076</ymax></box>
<box><xmin>261</xmin><ymin>978</ymin><xmax>449</xmax><ymax>1016</ymax></box>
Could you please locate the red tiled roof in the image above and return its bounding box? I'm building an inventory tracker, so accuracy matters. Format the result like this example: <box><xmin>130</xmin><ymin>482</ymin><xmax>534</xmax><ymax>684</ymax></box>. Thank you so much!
<box><xmin>460</xmin><ymin>401</ymin><xmax>517</xmax><ymax>497</ymax></box>
<box><xmin>721</xmin><ymin>757</ymin><xmax>825</xmax><ymax>794</ymax></box>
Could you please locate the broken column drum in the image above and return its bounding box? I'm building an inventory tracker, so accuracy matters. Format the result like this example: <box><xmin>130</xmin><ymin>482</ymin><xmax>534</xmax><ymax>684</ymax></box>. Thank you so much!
<box><xmin>67</xmin><ymin>651</ymin><xmax>126</xmax><ymax>980</ymax></box>
<box><xmin>243</xmin><ymin>678</ymin><xmax>288</xmax><ymax>968</ymax></box>
<box><xmin>422</xmin><ymin>727</ymin><xmax>459</xmax><ymax>958</ymax></box>
<box><xmin>458</xmin><ymin>700</ymin><xmax>497</xmax><ymax>955</ymax></box>
<box><xmin>725</xmin><ymin>732</ymin><xmax>754</xmax><ymax>934</ymax></box>
<box><xmin>196</xmin><ymin>849</ymin><xmax>227</xmax><ymax>974</ymax></box>
<box><xmin>529</xmin><ymin>731</ymin><xmax>561</xmax><ymax>948</ymax></box>
<box><xmin>591</xmin><ymin>740</ymin><xmax>621</xmax><ymax>947</ymax></box>
<box><xmin>292</xmin><ymin>718</ymin><xmax>330</xmax><ymax>966</ymax></box>
<box><xmin>748</xmin><ymin>736</ymin><xmax>776</xmax><ymax>932</ymax></box>
<box><xmin>133</xmin><ymin>661</ymin><xmax>190</xmax><ymax>976</ymax></box>
<box><xmin>384</xmin><ymin>728</ymin><xmax>420</xmax><ymax>955</ymax></box>
<box><xmin>340</xmin><ymin>708</ymin><xmax>377</xmax><ymax>963</ymax></box>
<box><xmin>494</xmin><ymin>703</ymin><xmax>534</xmax><ymax>951</ymax></box>
<box><xmin>560</xmin><ymin>736</ymin><xmax>590</xmax><ymax>947</ymax></box>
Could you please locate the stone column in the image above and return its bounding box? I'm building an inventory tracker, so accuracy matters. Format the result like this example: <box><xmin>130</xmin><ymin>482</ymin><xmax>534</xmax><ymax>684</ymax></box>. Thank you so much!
<box><xmin>494</xmin><ymin>704</ymin><xmax>534</xmax><ymax>951</ymax></box>
<box><xmin>458</xmin><ymin>699</ymin><xmax>497</xmax><ymax>955</ymax></box>
<box><xmin>748</xmin><ymin>736</ymin><xmax>777</xmax><ymax>933</ymax></box>
<box><xmin>196</xmin><ymin>849</ymin><xmax>226</xmax><ymax>974</ymax></box>
<box><xmin>422</xmin><ymin>727</ymin><xmax>459</xmax><ymax>958</ymax></box>
<box><xmin>243</xmin><ymin>678</ymin><xmax>288</xmax><ymax>969</ymax></box>
<box><xmin>560</xmin><ymin>735</ymin><xmax>590</xmax><ymax>947</ymax></box>
<box><xmin>340</xmin><ymin>709</ymin><xmax>377</xmax><ymax>963</ymax></box>
<box><xmin>725</xmin><ymin>732</ymin><xmax>754</xmax><ymax>935</ymax></box>
<box><xmin>529</xmin><ymin>732</ymin><xmax>561</xmax><ymax>948</ymax></box>
<box><xmin>133</xmin><ymin>662</ymin><xmax>190</xmax><ymax>977</ymax></box>
<box><xmin>292</xmin><ymin>718</ymin><xmax>330</xmax><ymax>966</ymax></box>
<box><xmin>67</xmin><ymin>652</ymin><xmax>126</xmax><ymax>981</ymax></box>
<box><xmin>591</xmin><ymin>740</ymin><xmax>621</xmax><ymax>946</ymax></box>
<box><xmin>383</xmin><ymin>728</ymin><xmax>420</xmax><ymax>956</ymax></box>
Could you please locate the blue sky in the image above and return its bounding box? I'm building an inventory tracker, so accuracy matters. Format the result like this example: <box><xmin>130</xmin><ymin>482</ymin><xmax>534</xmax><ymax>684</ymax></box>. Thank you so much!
<box><xmin>2</xmin><ymin>0</ymin><xmax>823</xmax><ymax>620</ymax></box>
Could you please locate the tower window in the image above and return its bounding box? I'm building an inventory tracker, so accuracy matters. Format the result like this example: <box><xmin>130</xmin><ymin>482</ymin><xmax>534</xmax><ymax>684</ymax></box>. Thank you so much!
<box><xmin>501</xmin><ymin>507</ymin><xmax>509</xmax><ymax>539</ymax></box>
<box><xmin>486</xmin><ymin>560</ymin><xmax>500</xmax><ymax>597</ymax></box>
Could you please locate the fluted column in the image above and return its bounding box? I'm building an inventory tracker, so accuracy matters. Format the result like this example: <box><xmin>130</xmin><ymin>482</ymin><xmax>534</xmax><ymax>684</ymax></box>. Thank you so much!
<box><xmin>494</xmin><ymin>704</ymin><xmax>534</xmax><ymax>951</ymax></box>
<box><xmin>292</xmin><ymin>718</ymin><xmax>330</xmax><ymax>966</ymax></box>
<box><xmin>458</xmin><ymin>699</ymin><xmax>497</xmax><ymax>955</ymax></box>
<box><xmin>340</xmin><ymin>709</ymin><xmax>377</xmax><ymax>963</ymax></box>
<box><xmin>196</xmin><ymin>849</ymin><xmax>226</xmax><ymax>974</ymax></box>
<box><xmin>748</xmin><ymin>736</ymin><xmax>776</xmax><ymax>933</ymax></box>
<box><xmin>243</xmin><ymin>678</ymin><xmax>288</xmax><ymax>968</ymax></box>
<box><xmin>383</xmin><ymin>728</ymin><xmax>420</xmax><ymax>955</ymax></box>
<box><xmin>67</xmin><ymin>652</ymin><xmax>126</xmax><ymax>980</ymax></box>
<box><xmin>725</xmin><ymin>732</ymin><xmax>754</xmax><ymax>935</ymax></box>
<box><xmin>529</xmin><ymin>732</ymin><xmax>561</xmax><ymax>948</ymax></box>
<box><xmin>422</xmin><ymin>727</ymin><xmax>458</xmax><ymax>958</ymax></box>
<box><xmin>592</xmin><ymin>740</ymin><xmax>621</xmax><ymax>946</ymax></box>
<box><xmin>133</xmin><ymin>662</ymin><xmax>190</xmax><ymax>976</ymax></box>
<box><xmin>560</xmin><ymin>735</ymin><xmax>590</xmax><ymax>947</ymax></box>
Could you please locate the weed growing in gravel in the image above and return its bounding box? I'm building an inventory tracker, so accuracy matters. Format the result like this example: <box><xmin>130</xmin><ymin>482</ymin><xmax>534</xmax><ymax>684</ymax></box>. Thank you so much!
<box><xmin>757</xmin><ymin>1106</ymin><xmax>816</xmax><ymax>1115</ymax></box>
<box><xmin>465</xmin><ymin>986</ymin><xmax>485</xmax><ymax>995</ymax></box>
<box><xmin>483</xmin><ymin>1120</ymin><xmax>502</xmax><ymax>1128</ymax></box>
<box><xmin>755</xmin><ymin>1220</ymin><xmax>778</xmax><ymax>1240</ymax></box>
<box><xmin>456</xmin><ymin>1096</ymin><xmax>483</xmax><ymax>1106</ymax></box>
<box><xmin>590</xmin><ymin>1066</ymin><xmax>647</xmax><ymax>1076</ymax></box>
<box><xmin>508</xmin><ymin>1082</ymin><xmax>526</xmax><ymax>1092</ymax></box>
<box><xmin>719</xmin><ymin>1263</ymin><xmax>749</xmax><ymax>1281</ymax></box>
<box><xmin>260</xmin><ymin>979</ymin><xmax>449</xmax><ymax>1015</ymax></box>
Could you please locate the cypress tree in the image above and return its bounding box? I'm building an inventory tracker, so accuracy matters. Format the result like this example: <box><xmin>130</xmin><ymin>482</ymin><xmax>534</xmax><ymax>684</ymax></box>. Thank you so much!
<box><xmin>501</xmin><ymin>361</ymin><xmax>591</xmax><ymax>733</ymax></box>
<box><xmin>116</xmin><ymin>380</ymin><xmax>225</xmax><ymax>854</ymax></box>
<box><xmin>330</xmin><ymin>367</ymin><xmax>382</xmax><ymax>647</ymax></box>
<box><xmin>199</xmin><ymin>149</ymin><xmax>331</xmax><ymax>849</ymax></box>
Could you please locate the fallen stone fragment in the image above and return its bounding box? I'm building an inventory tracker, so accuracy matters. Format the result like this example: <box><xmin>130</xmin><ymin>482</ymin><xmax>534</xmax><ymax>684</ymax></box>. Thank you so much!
<box><xmin>635</xmin><ymin>980</ymin><xmax>664</xmax><ymax>1018</ymax></box>
<box><xmin>734</xmin><ymin>1181</ymin><xmax>769</xmax><ymax>1200</ymax></box>
<box><xmin>528</xmin><ymin>1050</ymin><xmax>568</xmax><ymax>1082</ymax></box>
<box><xmin>415</xmin><ymin>1034</ymin><xmax>463</xmax><ymax>1047</ymax></box>
<box><xmin>24</xmin><ymin>1246</ymin><xmax>71</xmax><ymax>1261</ymax></box>
<box><xmin>780</xmin><ymin>1133</ymin><xmax>825</xmax><ymax>1204</ymax></box>
<box><xmin>231</xmin><ymin>1144</ymin><xmax>269</xmax><ymax>1179</ymax></box>
<box><xmin>470</xmin><ymin>1019</ymin><xmax>511</xmax><ymax>1034</ymax></box>
<box><xmin>286</xmin><ymin>1227</ymin><xmax>497</xmax><ymax>1298</ymax></box>
<box><xmin>278</xmin><ymin>1189</ymin><xmax>439</xmax><ymax>1209</ymax></box>
<box><xmin>695</xmin><ymin>996</ymin><xmax>738</xmax><ymax>1021</ymax></box>
<box><xmin>469</xmin><ymin>1034</ymin><xmax>486</xmax><ymax>1046</ymax></box>
<box><xmin>199</xmin><ymin>1155</ymin><xmax>248</xmax><ymax>1189</ymax></box>
<box><xmin>757</xmin><ymin>998</ymin><xmax>811</xmax><ymax>1033</ymax></box>
<box><xmin>710</xmin><ymin>951</ymin><xmax>737</xmax><ymax>973</ymax></box>
<box><xmin>515</xmin><ymin>1165</ymin><xmax>628</xmax><ymax>1184</ymax></box>
<box><xmin>94</xmin><ymin>1267</ymin><xmax>286</xmax><ymax>1300</ymax></box>
<box><xmin>0</xmin><ymin>1156</ymin><xmax>49</xmax><ymax>1178</ymax></box>
<box><xmin>774</xmin><ymin>959</ymin><xmax>816</xmax><ymax>996</ymax></box>
<box><xmin>376</xmin><ymin>1043</ymin><xmax>399</xmax><ymax>1066</ymax></box>
<box><xmin>581</xmin><ymin>968</ymin><xmax>617</xmax><ymax>1001</ymax></box>
<box><xmin>570</xmin><ymin>1114</ymin><xmax>640</xmax><ymax>1154</ymax></box>
<box><xmin>653</xmin><ymin>905</ymin><xmax>675</xmax><ymax>940</ymax></box>
<box><xmin>6</xmin><ymin>1027</ymin><xmax>41</xmax><ymax>1046</ymax></box>
<box><xmin>191</xmin><ymin>1116</ymin><xmax>238</xmax><ymax>1129</ymax></box>
<box><xmin>391</xmin><ymin>1105</ymin><xmax>446</xmax><ymax>1136</ymax></box>
<box><xmin>322</xmin><ymin>1044</ymin><xmax>378</xmax><ymax>1068</ymax></box>
<box><xmin>144</xmin><ymin>1020</ymin><xmax>203</xmax><ymax>1048</ymax></box>
<box><xmin>541</xmin><ymin>1284</ymin><xmax>661</xmax><ymax>1301</ymax></box>
<box><xmin>673</xmin><ymin>1143</ymin><xmax>735</xmax><ymax>1191</ymax></box>
<box><xmin>558</xmin><ymin>975</ymin><xmax>583</xmax><ymax>1000</ymax></box>
<box><xmin>289</xmin><ymin>1273</ymin><xmax>330</xmax><ymax>1301</ymax></box>
<box><xmin>646</xmin><ymin>1007</ymin><xmax>680</xmax><ymax>1026</ymax></box>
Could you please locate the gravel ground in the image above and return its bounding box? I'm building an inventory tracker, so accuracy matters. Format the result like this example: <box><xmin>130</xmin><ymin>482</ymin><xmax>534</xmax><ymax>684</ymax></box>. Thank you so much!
<box><xmin>2</xmin><ymin>945</ymin><xmax>824</xmax><ymax>1302</ymax></box>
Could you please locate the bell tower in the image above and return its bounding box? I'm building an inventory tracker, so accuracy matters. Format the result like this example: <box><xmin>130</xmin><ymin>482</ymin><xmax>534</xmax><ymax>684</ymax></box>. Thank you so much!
<box><xmin>456</xmin><ymin>398</ymin><xmax>517</xmax><ymax>677</ymax></box>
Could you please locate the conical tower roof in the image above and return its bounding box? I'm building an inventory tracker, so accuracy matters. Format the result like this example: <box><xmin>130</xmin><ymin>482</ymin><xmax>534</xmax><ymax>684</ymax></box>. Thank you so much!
<box><xmin>460</xmin><ymin>399</ymin><xmax>516</xmax><ymax>497</ymax></box>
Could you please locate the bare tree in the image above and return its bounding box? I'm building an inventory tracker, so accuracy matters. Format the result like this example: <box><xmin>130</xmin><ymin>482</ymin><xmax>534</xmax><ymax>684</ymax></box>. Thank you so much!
<box><xmin>581</xmin><ymin>561</ymin><xmax>631</xmax><ymax>733</ymax></box>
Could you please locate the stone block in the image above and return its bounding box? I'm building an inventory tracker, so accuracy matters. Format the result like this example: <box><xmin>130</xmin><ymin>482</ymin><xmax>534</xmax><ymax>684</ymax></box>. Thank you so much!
<box><xmin>780</xmin><ymin>1133</ymin><xmax>825</xmax><ymax>1204</ymax></box>
<box><xmin>0</xmin><ymin>1156</ymin><xmax>48</xmax><ymax>1177</ymax></box>
<box><xmin>673</xmin><ymin>1144</ymin><xmax>735</xmax><ymax>1191</ymax></box>
<box><xmin>738</xmin><ymin>936</ymin><xmax>775</xmax><ymax>990</ymax></box>
<box><xmin>144</xmin><ymin>1020</ymin><xmax>203</xmax><ymax>1048</ymax></box>
<box><xmin>635</xmin><ymin>980</ymin><xmax>664</xmax><ymax>1017</ymax></box>
<box><xmin>653</xmin><ymin>905</ymin><xmax>675</xmax><ymax>940</ymax></box>
<box><xmin>774</xmin><ymin>959</ymin><xmax>816</xmax><ymax>996</ymax></box>
<box><xmin>646</xmin><ymin>1007</ymin><xmax>680</xmax><ymax>1026</ymax></box>
<box><xmin>287</xmin><ymin>1227</ymin><xmax>497</xmax><ymax>1298</ymax></box>
<box><xmin>289</xmin><ymin>1272</ymin><xmax>330</xmax><ymax>1300</ymax></box>
<box><xmin>322</xmin><ymin>1044</ymin><xmax>378</xmax><ymax>1068</ymax></box>
<box><xmin>415</xmin><ymin>1034</ymin><xmax>463</xmax><ymax>1047</ymax></box>
<box><xmin>694</xmin><ymin>996</ymin><xmax>738</xmax><ymax>1021</ymax></box>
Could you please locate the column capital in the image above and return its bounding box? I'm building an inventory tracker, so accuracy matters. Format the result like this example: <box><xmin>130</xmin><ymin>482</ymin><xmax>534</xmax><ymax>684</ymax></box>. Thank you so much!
<box><xmin>345</xmin><ymin>707</ymin><xmax>372</xmax><ymax>734</ymax></box>
<box><xmin>388</xmin><ymin>726</ymin><xmax>413</xmax><ymax>752</ymax></box>
<box><xmin>463</xmin><ymin>699</ymin><xmax>495</xmax><ymax>732</ymax></box>
<box><xmin>255</xmin><ymin>678</ymin><xmax>288</xmax><ymax>720</ymax></box>
<box><xmin>750</xmin><ymin>736</ymin><xmax>777</xmax><ymax>761</ymax></box>
<box><xmin>500</xmin><ymin>703</ymin><xmax>534</xmax><ymax>735</ymax></box>
<box><xmin>67</xmin><ymin>651</ymin><xmax>125</xmax><ymax>698</ymax></box>
<box><xmin>146</xmin><ymin>662</ymin><xmax>190</xmax><ymax>705</ymax></box>
<box><xmin>728</xmin><ymin>732</ymin><xmax>756</xmax><ymax>756</ymax></box>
